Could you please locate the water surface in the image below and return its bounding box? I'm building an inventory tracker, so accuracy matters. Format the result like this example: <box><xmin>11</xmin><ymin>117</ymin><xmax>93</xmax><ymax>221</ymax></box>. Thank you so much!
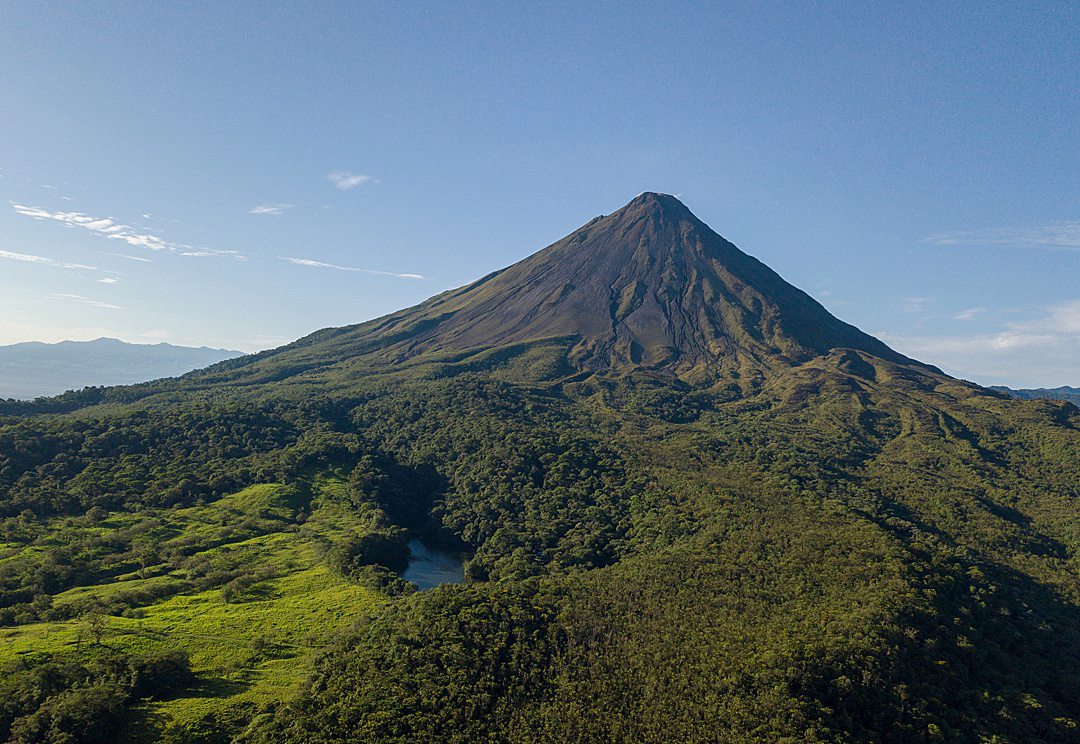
<box><xmin>402</xmin><ymin>539</ymin><xmax>465</xmax><ymax>590</ymax></box>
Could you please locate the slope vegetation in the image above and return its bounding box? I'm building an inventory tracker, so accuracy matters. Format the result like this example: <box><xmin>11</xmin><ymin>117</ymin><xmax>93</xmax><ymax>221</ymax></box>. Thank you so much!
<box><xmin>0</xmin><ymin>195</ymin><xmax>1076</xmax><ymax>743</ymax></box>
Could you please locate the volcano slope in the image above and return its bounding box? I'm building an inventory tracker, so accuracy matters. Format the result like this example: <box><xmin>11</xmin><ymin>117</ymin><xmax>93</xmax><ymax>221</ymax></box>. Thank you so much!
<box><xmin>0</xmin><ymin>194</ymin><xmax>1077</xmax><ymax>743</ymax></box>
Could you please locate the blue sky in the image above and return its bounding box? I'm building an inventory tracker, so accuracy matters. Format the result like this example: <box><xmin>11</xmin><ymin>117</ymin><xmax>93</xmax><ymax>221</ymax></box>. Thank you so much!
<box><xmin>1</xmin><ymin>1</ymin><xmax>1078</xmax><ymax>387</ymax></box>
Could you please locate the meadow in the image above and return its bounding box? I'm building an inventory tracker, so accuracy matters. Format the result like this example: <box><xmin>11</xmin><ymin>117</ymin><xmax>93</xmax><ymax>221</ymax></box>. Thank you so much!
<box><xmin>0</xmin><ymin>480</ymin><xmax>381</xmax><ymax>741</ymax></box>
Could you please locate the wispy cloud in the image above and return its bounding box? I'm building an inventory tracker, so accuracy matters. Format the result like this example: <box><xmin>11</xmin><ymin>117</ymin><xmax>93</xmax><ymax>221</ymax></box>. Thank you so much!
<box><xmin>49</xmin><ymin>293</ymin><xmax>122</xmax><ymax>310</ymax></box>
<box><xmin>107</xmin><ymin>252</ymin><xmax>153</xmax><ymax>263</ymax></box>
<box><xmin>1020</xmin><ymin>299</ymin><xmax>1080</xmax><ymax>335</ymax></box>
<box><xmin>902</xmin><ymin>296</ymin><xmax>932</xmax><ymax>313</ymax></box>
<box><xmin>327</xmin><ymin>171</ymin><xmax>375</xmax><ymax>190</ymax></box>
<box><xmin>278</xmin><ymin>256</ymin><xmax>425</xmax><ymax>280</ymax></box>
<box><xmin>0</xmin><ymin>249</ymin><xmax>97</xmax><ymax>271</ymax></box>
<box><xmin>250</xmin><ymin>203</ymin><xmax>293</xmax><ymax>216</ymax></box>
<box><xmin>882</xmin><ymin>298</ymin><xmax>1080</xmax><ymax>387</ymax></box>
<box><xmin>97</xmin><ymin>277</ymin><xmax>120</xmax><ymax>284</ymax></box>
<box><xmin>12</xmin><ymin>203</ymin><xmax>243</xmax><ymax>259</ymax></box>
<box><xmin>180</xmin><ymin>249</ymin><xmax>246</xmax><ymax>260</ymax></box>
<box><xmin>953</xmin><ymin>307</ymin><xmax>987</xmax><ymax>321</ymax></box>
<box><xmin>926</xmin><ymin>222</ymin><xmax>1080</xmax><ymax>251</ymax></box>
<box><xmin>13</xmin><ymin>203</ymin><xmax>170</xmax><ymax>250</ymax></box>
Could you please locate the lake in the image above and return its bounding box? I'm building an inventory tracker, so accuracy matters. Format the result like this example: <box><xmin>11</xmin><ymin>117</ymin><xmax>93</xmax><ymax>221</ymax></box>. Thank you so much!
<box><xmin>401</xmin><ymin>539</ymin><xmax>465</xmax><ymax>590</ymax></box>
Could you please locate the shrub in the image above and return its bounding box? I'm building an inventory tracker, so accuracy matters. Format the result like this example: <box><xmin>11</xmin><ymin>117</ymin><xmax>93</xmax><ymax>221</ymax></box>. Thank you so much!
<box><xmin>328</xmin><ymin>527</ymin><xmax>410</xmax><ymax>577</ymax></box>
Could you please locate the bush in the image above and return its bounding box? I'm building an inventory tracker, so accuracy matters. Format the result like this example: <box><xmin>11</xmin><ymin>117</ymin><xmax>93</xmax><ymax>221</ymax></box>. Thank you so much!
<box><xmin>7</xmin><ymin>681</ymin><xmax>128</xmax><ymax>744</ymax></box>
<box><xmin>342</xmin><ymin>564</ymin><xmax>416</xmax><ymax>596</ymax></box>
<box><xmin>125</xmin><ymin>650</ymin><xmax>193</xmax><ymax>699</ymax></box>
<box><xmin>0</xmin><ymin>650</ymin><xmax>194</xmax><ymax>743</ymax></box>
<box><xmin>328</xmin><ymin>527</ymin><xmax>410</xmax><ymax>577</ymax></box>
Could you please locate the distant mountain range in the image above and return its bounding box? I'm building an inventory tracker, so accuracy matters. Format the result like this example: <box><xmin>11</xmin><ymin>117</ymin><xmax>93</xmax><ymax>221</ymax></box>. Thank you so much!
<box><xmin>992</xmin><ymin>385</ymin><xmax>1080</xmax><ymax>405</ymax></box>
<box><xmin>0</xmin><ymin>338</ymin><xmax>243</xmax><ymax>399</ymax></box>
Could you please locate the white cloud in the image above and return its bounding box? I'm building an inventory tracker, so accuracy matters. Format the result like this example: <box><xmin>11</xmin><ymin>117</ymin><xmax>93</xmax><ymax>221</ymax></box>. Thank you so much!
<box><xmin>882</xmin><ymin>298</ymin><xmax>1080</xmax><ymax>387</ymax></box>
<box><xmin>0</xmin><ymin>249</ymin><xmax>97</xmax><ymax>271</ymax></box>
<box><xmin>113</xmin><ymin>232</ymin><xmax>175</xmax><ymax>251</ymax></box>
<box><xmin>180</xmin><ymin>249</ymin><xmax>245</xmax><ymax>259</ymax></box>
<box><xmin>902</xmin><ymin>296</ymin><xmax>932</xmax><ymax>313</ymax></box>
<box><xmin>278</xmin><ymin>256</ymin><xmax>425</xmax><ymax>280</ymax></box>
<box><xmin>12</xmin><ymin>203</ymin><xmax>243</xmax><ymax>259</ymax></box>
<box><xmin>49</xmin><ymin>293</ymin><xmax>122</xmax><ymax>310</ymax></box>
<box><xmin>13</xmin><ymin>203</ymin><xmax>174</xmax><ymax>251</ymax></box>
<box><xmin>1019</xmin><ymin>298</ymin><xmax>1080</xmax><ymax>335</ymax></box>
<box><xmin>327</xmin><ymin>171</ymin><xmax>375</xmax><ymax>190</ymax></box>
<box><xmin>107</xmin><ymin>253</ymin><xmax>153</xmax><ymax>263</ymax></box>
<box><xmin>97</xmin><ymin>277</ymin><xmax>120</xmax><ymax>284</ymax></box>
<box><xmin>953</xmin><ymin>307</ymin><xmax>987</xmax><ymax>321</ymax></box>
<box><xmin>250</xmin><ymin>204</ymin><xmax>293</xmax><ymax>216</ymax></box>
<box><xmin>926</xmin><ymin>222</ymin><xmax>1080</xmax><ymax>251</ymax></box>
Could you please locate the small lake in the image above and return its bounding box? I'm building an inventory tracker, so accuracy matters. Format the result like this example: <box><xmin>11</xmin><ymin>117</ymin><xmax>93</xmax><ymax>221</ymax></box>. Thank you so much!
<box><xmin>401</xmin><ymin>539</ymin><xmax>465</xmax><ymax>590</ymax></box>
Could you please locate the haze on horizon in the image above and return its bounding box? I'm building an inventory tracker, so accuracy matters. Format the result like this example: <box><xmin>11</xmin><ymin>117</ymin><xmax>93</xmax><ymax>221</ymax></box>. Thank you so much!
<box><xmin>1</xmin><ymin>2</ymin><xmax>1078</xmax><ymax>388</ymax></box>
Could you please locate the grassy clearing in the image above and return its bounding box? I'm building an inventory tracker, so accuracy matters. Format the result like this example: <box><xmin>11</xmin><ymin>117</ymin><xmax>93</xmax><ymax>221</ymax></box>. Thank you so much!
<box><xmin>0</xmin><ymin>479</ymin><xmax>381</xmax><ymax>740</ymax></box>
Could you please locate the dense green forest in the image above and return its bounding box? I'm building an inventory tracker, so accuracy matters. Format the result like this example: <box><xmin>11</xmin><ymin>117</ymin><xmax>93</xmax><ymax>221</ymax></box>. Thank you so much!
<box><xmin>2</xmin><ymin>357</ymin><xmax>1077</xmax><ymax>742</ymax></box>
<box><xmin>1</xmin><ymin>195</ymin><xmax>1077</xmax><ymax>742</ymax></box>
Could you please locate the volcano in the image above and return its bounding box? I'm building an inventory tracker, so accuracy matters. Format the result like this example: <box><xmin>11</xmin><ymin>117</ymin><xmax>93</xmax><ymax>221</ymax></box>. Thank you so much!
<box><xmin>1</xmin><ymin>193</ymin><xmax>1076</xmax><ymax>744</ymax></box>
<box><xmin>199</xmin><ymin>192</ymin><xmax>931</xmax><ymax>391</ymax></box>
<box><xmin>361</xmin><ymin>192</ymin><xmax>917</xmax><ymax>370</ymax></box>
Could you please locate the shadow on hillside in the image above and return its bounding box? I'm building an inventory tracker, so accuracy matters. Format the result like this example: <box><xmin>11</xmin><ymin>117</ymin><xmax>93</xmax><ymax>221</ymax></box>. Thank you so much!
<box><xmin>812</xmin><ymin>555</ymin><xmax>1080</xmax><ymax>743</ymax></box>
<box><xmin>186</xmin><ymin>674</ymin><xmax>251</xmax><ymax>700</ymax></box>
<box><xmin>119</xmin><ymin>675</ymin><xmax>252</xmax><ymax>742</ymax></box>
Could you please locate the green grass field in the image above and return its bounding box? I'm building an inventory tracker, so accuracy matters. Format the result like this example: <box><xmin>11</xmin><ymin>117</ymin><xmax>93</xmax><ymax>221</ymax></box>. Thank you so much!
<box><xmin>0</xmin><ymin>480</ymin><xmax>382</xmax><ymax>740</ymax></box>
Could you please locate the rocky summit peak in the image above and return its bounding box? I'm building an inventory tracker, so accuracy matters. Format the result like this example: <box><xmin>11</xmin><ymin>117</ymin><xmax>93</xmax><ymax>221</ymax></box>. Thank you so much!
<box><xmin>594</xmin><ymin>192</ymin><xmax>697</xmax><ymax>242</ymax></box>
<box><xmin>624</xmin><ymin>191</ymin><xmax>692</xmax><ymax>213</ymax></box>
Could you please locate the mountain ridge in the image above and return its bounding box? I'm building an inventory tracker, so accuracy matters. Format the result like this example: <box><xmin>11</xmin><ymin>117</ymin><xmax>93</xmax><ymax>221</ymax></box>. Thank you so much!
<box><xmin>992</xmin><ymin>384</ymin><xmax>1080</xmax><ymax>405</ymax></box>
<box><xmin>0</xmin><ymin>337</ymin><xmax>243</xmax><ymax>400</ymax></box>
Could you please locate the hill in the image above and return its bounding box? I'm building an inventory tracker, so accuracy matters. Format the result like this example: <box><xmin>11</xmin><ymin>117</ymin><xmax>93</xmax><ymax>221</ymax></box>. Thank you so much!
<box><xmin>993</xmin><ymin>384</ymin><xmax>1080</xmax><ymax>406</ymax></box>
<box><xmin>0</xmin><ymin>194</ymin><xmax>1076</xmax><ymax>743</ymax></box>
<box><xmin>0</xmin><ymin>338</ymin><xmax>242</xmax><ymax>399</ymax></box>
